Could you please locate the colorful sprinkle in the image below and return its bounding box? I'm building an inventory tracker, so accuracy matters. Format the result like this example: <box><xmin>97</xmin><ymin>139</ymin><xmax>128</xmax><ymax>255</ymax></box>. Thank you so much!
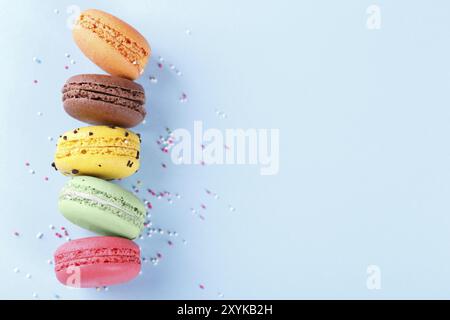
<box><xmin>179</xmin><ymin>92</ymin><xmax>188</xmax><ymax>103</ymax></box>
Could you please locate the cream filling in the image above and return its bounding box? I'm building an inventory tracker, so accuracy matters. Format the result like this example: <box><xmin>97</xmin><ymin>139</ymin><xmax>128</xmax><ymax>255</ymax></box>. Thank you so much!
<box><xmin>61</xmin><ymin>189</ymin><xmax>138</xmax><ymax>221</ymax></box>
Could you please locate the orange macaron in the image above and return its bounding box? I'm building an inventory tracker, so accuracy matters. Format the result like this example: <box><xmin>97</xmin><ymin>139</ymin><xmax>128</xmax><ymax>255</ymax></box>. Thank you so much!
<box><xmin>73</xmin><ymin>9</ymin><xmax>151</xmax><ymax>80</ymax></box>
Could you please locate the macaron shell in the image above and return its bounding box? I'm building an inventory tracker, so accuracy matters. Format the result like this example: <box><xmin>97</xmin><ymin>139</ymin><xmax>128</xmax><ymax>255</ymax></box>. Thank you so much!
<box><xmin>63</xmin><ymin>98</ymin><xmax>144</xmax><ymax>128</ymax></box>
<box><xmin>54</xmin><ymin>126</ymin><xmax>140</xmax><ymax>180</ymax></box>
<box><xmin>56</xmin><ymin>262</ymin><xmax>141</xmax><ymax>288</ymax></box>
<box><xmin>59</xmin><ymin>176</ymin><xmax>145</xmax><ymax>239</ymax></box>
<box><xmin>73</xmin><ymin>9</ymin><xmax>150</xmax><ymax>80</ymax></box>
<box><xmin>54</xmin><ymin>236</ymin><xmax>140</xmax><ymax>288</ymax></box>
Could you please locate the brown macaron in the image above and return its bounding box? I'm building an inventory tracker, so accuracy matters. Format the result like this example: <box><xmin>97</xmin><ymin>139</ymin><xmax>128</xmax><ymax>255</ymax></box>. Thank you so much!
<box><xmin>73</xmin><ymin>9</ymin><xmax>151</xmax><ymax>80</ymax></box>
<box><xmin>62</xmin><ymin>74</ymin><xmax>146</xmax><ymax>128</ymax></box>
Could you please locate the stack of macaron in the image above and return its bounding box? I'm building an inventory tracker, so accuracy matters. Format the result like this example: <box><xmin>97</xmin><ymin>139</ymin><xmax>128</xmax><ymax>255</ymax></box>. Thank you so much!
<box><xmin>52</xmin><ymin>9</ymin><xmax>151</xmax><ymax>288</ymax></box>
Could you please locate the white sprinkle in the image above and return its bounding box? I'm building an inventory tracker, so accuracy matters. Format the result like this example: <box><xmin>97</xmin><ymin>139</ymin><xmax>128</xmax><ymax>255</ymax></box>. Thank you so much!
<box><xmin>54</xmin><ymin>9</ymin><xmax>59</xmax><ymax>14</ymax></box>
<box><xmin>65</xmin><ymin>53</ymin><xmax>71</xmax><ymax>58</ymax></box>
<box><xmin>29</xmin><ymin>169</ymin><xmax>35</xmax><ymax>175</ymax></box>
<box><xmin>66</xmin><ymin>237</ymin><xmax>71</xmax><ymax>242</ymax></box>
<box><xmin>32</xmin><ymin>293</ymin><xmax>38</xmax><ymax>299</ymax></box>
<box><xmin>13</xmin><ymin>267</ymin><xmax>20</xmax><ymax>273</ymax></box>
<box><xmin>49</xmin><ymin>224</ymin><xmax>55</xmax><ymax>230</ymax></box>
<box><xmin>47</xmin><ymin>259</ymin><xmax>53</xmax><ymax>265</ymax></box>
<box><xmin>176</xmin><ymin>70</ymin><xmax>182</xmax><ymax>76</ymax></box>
<box><xmin>36</xmin><ymin>232</ymin><xmax>44</xmax><ymax>239</ymax></box>
<box><xmin>33</xmin><ymin>57</ymin><xmax>41</xmax><ymax>64</ymax></box>
<box><xmin>141</xmin><ymin>119</ymin><xmax>146</xmax><ymax>125</ymax></box>
<box><xmin>54</xmin><ymin>294</ymin><xmax>60</xmax><ymax>299</ymax></box>
<box><xmin>26</xmin><ymin>273</ymin><xmax>32</xmax><ymax>279</ymax></box>
<box><xmin>169</xmin><ymin>64</ymin><xmax>175</xmax><ymax>70</ymax></box>
<box><xmin>37</xmin><ymin>111</ymin><xmax>43</xmax><ymax>116</ymax></box>
<box><xmin>70</xmin><ymin>59</ymin><xmax>76</xmax><ymax>65</ymax></box>
<box><xmin>158</xmin><ymin>56</ymin><xmax>164</xmax><ymax>62</ymax></box>
<box><xmin>185</xmin><ymin>29</ymin><xmax>192</xmax><ymax>36</ymax></box>
<box><xmin>48</xmin><ymin>136</ymin><xmax>53</xmax><ymax>141</ymax></box>
<box><xmin>149</xmin><ymin>76</ymin><xmax>157</xmax><ymax>84</ymax></box>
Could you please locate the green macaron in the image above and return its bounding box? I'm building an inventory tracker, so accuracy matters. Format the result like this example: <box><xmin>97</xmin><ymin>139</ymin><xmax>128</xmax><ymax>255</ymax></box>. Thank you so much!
<box><xmin>58</xmin><ymin>176</ymin><xmax>146</xmax><ymax>239</ymax></box>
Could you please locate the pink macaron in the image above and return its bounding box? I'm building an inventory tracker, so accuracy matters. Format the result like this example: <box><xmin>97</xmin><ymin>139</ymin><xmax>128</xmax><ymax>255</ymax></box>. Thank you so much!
<box><xmin>54</xmin><ymin>236</ymin><xmax>141</xmax><ymax>288</ymax></box>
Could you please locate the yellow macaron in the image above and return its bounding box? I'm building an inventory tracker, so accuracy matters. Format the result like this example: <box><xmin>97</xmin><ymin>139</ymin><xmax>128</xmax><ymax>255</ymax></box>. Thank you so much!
<box><xmin>53</xmin><ymin>126</ymin><xmax>141</xmax><ymax>180</ymax></box>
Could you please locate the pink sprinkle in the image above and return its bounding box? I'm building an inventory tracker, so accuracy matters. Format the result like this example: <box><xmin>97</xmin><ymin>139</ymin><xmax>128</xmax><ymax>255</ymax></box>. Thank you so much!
<box><xmin>147</xmin><ymin>202</ymin><xmax>152</xmax><ymax>209</ymax></box>
<box><xmin>13</xmin><ymin>231</ymin><xmax>20</xmax><ymax>237</ymax></box>
<box><xmin>199</xmin><ymin>284</ymin><xmax>205</xmax><ymax>290</ymax></box>
<box><xmin>199</xmin><ymin>215</ymin><xmax>205</xmax><ymax>220</ymax></box>
<box><xmin>201</xmin><ymin>204</ymin><xmax>207</xmax><ymax>209</ymax></box>
<box><xmin>161</xmin><ymin>163</ymin><xmax>167</xmax><ymax>168</ymax></box>
<box><xmin>55</xmin><ymin>232</ymin><xmax>62</xmax><ymax>238</ymax></box>
<box><xmin>44</xmin><ymin>176</ymin><xmax>49</xmax><ymax>181</ymax></box>
<box><xmin>25</xmin><ymin>162</ymin><xmax>30</xmax><ymax>166</ymax></box>
<box><xmin>156</xmin><ymin>252</ymin><xmax>162</xmax><ymax>259</ymax></box>
<box><xmin>205</xmin><ymin>189</ymin><xmax>211</xmax><ymax>194</ymax></box>
<box><xmin>200</xmin><ymin>161</ymin><xmax>205</xmax><ymax>166</ymax></box>
<box><xmin>64</xmin><ymin>66</ymin><xmax>69</xmax><ymax>70</ymax></box>
<box><xmin>33</xmin><ymin>80</ymin><xmax>38</xmax><ymax>84</ymax></box>
<box><xmin>168</xmin><ymin>240</ymin><xmax>173</xmax><ymax>246</ymax></box>
<box><xmin>148</xmin><ymin>189</ymin><xmax>156</xmax><ymax>196</ymax></box>
<box><xmin>157</xmin><ymin>63</ymin><xmax>163</xmax><ymax>69</ymax></box>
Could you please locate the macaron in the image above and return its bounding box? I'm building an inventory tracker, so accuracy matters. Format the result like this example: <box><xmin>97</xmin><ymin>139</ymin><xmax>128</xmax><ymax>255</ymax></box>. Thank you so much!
<box><xmin>62</xmin><ymin>74</ymin><xmax>146</xmax><ymax>128</ymax></box>
<box><xmin>54</xmin><ymin>236</ymin><xmax>141</xmax><ymax>288</ymax></box>
<box><xmin>59</xmin><ymin>176</ymin><xmax>145</xmax><ymax>239</ymax></box>
<box><xmin>73</xmin><ymin>9</ymin><xmax>151</xmax><ymax>80</ymax></box>
<box><xmin>53</xmin><ymin>126</ymin><xmax>141</xmax><ymax>180</ymax></box>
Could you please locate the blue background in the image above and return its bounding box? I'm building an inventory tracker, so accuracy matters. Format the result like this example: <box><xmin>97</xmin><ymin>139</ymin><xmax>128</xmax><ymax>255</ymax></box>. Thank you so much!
<box><xmin>1</xmin><ymin>0</ymin><xmax>450</xmax><ymax>299</ymax></box>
